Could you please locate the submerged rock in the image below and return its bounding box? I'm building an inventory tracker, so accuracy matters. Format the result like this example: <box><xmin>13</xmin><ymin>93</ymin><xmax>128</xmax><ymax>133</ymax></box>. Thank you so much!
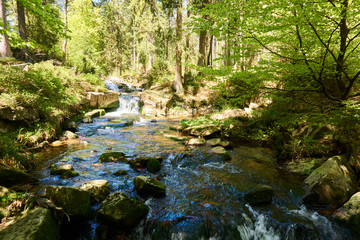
<box><xmin>44</xmin><ymin>186</ymin><xmax>91</xmax><ymax>217</ymax></box>
<box><xmin>129</xmin><ymin>156</ymin><xmax>162</xmax><ymax>169</ymax></box>
<box><xmin>0</xmin><ymin>208</ymin><xmax>59</xmax><ymax>240</ymax></box>
<box><xmin>50</xmin><ymin>164</ymin><xmax>79</xmax><ymax>179</ymax></box>
<box><xmin>334</xmin><ymin>192</ymin><xmax>360</xmax><ymax>228</ymax></box>
<box><xmin>98</xmin><ymin>152</ymin><xmax>127</xmax><ymax>163</ymax></box>
<box><xmin>80</xmin><ymin>180</ymin><xmax>110</xmax><ymax>203</ymax></box>
<box><xmin>98</xmin><ymin>192</ymin><xmax>149</xmax><ymax>228</ymax></box>
<box><xmin>244</xmin><ymin>185</ymin><xmax>274</xmax><ymax>204</ymax></box>
<box><xmin>211</xmin><ymin>146</ymin><xmax>232</xmax><ymax>161</ymax></box>
<box><xmin>207</xmin><ymin>138</ymin><xmax>230</xmax><ymax>147</ymax></box>
<box><xmin>0</xmin><ymin>166</ymin><xmax>39</xmax><ymax>187</ymax></box>
<box><xmin>134</xmin><ymin>176</ymin><xmax>166</xmax><ymax>197</ymax></box>
<box><xmin>303</xmin><ymin>155</ymin><xmax>357</xmax><ymax>207</ymax></box>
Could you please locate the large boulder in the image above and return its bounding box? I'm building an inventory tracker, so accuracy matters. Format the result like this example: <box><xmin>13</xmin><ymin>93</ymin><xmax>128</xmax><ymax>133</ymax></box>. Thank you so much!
<box><xmin>334</xmin><ymin>192</ymin><xmax>360</xmax><ymax>228</ymax></box>
<box><xmin>139</xmin><ymin>90</ymin><xmax>174</xmax><ymax>117</ymax></box>
<box><xmin>133</xmin><ymin>176</ymin><xmax>166</xmax><ymax>197</ymax></box>
<box><xmin>129</xmin><ymin>156</ymin><xmax>162</xmax><ymax>169</ymax></box>
<box><xmin>303</xmin><ymin>155</ymin><xmax>357</xmax><ymax>207</ymax></box>
<box><xmin>86</xmin><ymin>92</ymin><xmax>119</xmax><ymax>109</ymax></box>
<box><xmin>0</xmin><ymin>208</ymin><xmax>59</xmax><ymax>240</ymax></box>
<box><xmin>286</xmin><ymin>158</ymin><xmax>325</xmax><ymax>176</ymax></box>
<box><xmin>98</xmin><ymin>152</ymin><xmax>127</xmax><ymax>163</ymax></box>
<box><xmin>0</xmin><ymin>166</ymin><xmax>39</xmax><ymax>187</ymax></box>
<box><xmin>146</xmin><ymin>158</ymin><xmax>161</xmax><ymax>173</ymax></box>
<box><xmin>183</xmin><ymin>125</ymin><xmax>220</xmax><ymax>137</ymax></box>
<box><xmin>98</xmin><ymin>192</ymin><xmax>149</xmax><ymax>228</ymax></box>
<box><xmin>244</xmin><ymin>185</ymin><xmax>274</xmax><ymax>204</ymax></box>
<box><xmin>44</xmin><ymin>186</ymin><xmax>91</xmax><ymax>217</ymax></box>
<box><xmin>0</xmin><ymin>106</ymin><xmax>40</xmax><ymax>125</ymax></box>
<box><xmin>80</xmin><ymin>180</ymin><xmax>110</xmax><ymax>203</ymax></box>
<box><xmin>84</xmin><ymin>109</ymin><xmax>105</xmax><ymax>119</ymax></box>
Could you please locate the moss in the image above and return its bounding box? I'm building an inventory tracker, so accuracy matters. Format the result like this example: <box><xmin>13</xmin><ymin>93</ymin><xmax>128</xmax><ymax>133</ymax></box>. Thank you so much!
<box><xmin>0</xmin><ymin>166</ymin><xmax>39</xmax><ymax>187</ymax></box>
<box><xmin>134</xmin><ymin>176</ymin><xmax>166</xmax><ymax>197</ymax></box>
<box><xmin>147</xmin><ymin>158</ymin><xmax>161</xmax><ymax>173</ymax></box>
<box><xmin>98</xmin><ymin>152</ymin><xmax>127</xmax><ymax>163</ymax></box>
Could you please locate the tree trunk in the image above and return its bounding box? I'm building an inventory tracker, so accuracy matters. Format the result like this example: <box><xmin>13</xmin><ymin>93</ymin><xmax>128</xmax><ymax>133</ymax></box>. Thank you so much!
<box><xmin>62</xmin><ymin>0</ymin><xmax>68</xmax><ymax>61</ymax></box>
<box><xmin>198</xmin><ymin>30</ymin><xmax>207</xmax><ymax>67</ymax></box>
<box><xmin>17</xmin><ymin>0</ymin><xmax>28</xmax><ymax>60</ymax></box>
<box><xmin>184</xmin><ymin>7</ymin><xmax>191</xmax><ymax>85</ymax></box>
<box><xmin>207</xmin><ymin>34</ymin><xmax>213</xmax><ymax>66</ymax></box>
<box><xmin>174</xmin><ymin>0</ymin><xmax>183</xmax><ymax>94</ymax></box>
<box><xmin>0</xmin><ymin>0</ymin><xmax>12</xmax><ymax>57</ymax></box>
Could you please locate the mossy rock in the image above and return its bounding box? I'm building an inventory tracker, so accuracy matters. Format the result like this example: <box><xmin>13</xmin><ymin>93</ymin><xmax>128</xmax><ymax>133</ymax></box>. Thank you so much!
<box><xmin>98</xmin><ymin>152</ymin><xmax>127</xmax><ymax>163</ymax></box>
<box><xmin>0</xmin><ymin>166</ymin><xmax>39</xmax><ymax>188</ymax></box>
<box><xmin>134</xmin><ymin>176</ymin><xmax>166</xmax><ymax>197</ymax></box>
<box><xmin>113</xmin><ymin>170</ymin><xmax>128</xmax><ymax>176</ymax></box>
<box><xmin>84</xmin><ymin>109</ymin><xmax>106</xmax><ymax>118</ymax></box>
<box><xmin>60</xmin><ymin>170</ymin><xmax>80</xmax><ymax>179</ymax></box>
<box><xmin>287</xmin><ymin>158</ymin><xmax>325</xmax><ymax>176</ymax></box>
<box><xmin>0</xmin><ymin>208</ymin><xmax>59</xmax><ymax>240</ymax></box>
<box><xmin>211</xmin><ymin>146</ymin><xmax>232</xmax><ymax>161</ymax></box>
<box><xmin>80</xmin><ymin>180</ymin><xmax>110</xmax><ymax>203</ymax></box>
<box><xmin>44</xmin><ymin>186</ymin><xmax>91</xmax><ymax>217</ymax></box>
<box><xmin>129</xmin><ymin>156</ymin><xmax>156</xmax><ymax>169</ymax></box>
<box><xmin>147</xmin><ymin>158</ymin><xmax>161</xmax><ymax>173</ymax></box>
<box><xmin>50</xmin><ymin>164</ymin><xmax>73</xmax><ymax>175</ymax></box>
<box><xmin>98</xmin><ymin>192</ymin><xmax>149</xmax><ymax>228</ymax></box>
<box><xmin>244</xmin><ymin>185</ymin><xmax>274</xmax><ymax>204</ymax></box>
<box><xmin>334</xmin><ymin>192</ymin><xmax>360</xmax><ymax>229</ymax></box>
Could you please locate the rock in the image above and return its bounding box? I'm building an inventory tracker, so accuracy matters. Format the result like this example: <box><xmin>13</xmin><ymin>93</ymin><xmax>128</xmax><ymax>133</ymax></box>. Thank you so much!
<box><xmin>163</xmin><ymin>134</ymin><xmax>190</xmax><ymax>142</ymax></box>
<box><xmin>129</xmin><ymin>156</ymin><xmax>161</xmax><ymax>169</ymax></box>
<box><xmin>211</xmin><ymin>146</ymin><xmax>232</xmax><ymax>161</ymax></box>
<box><xmin>62</xmin><ymin>130</ymin><xmax>78</xmax><ymax>140</ymax></box>
<box><xmin>207</xmin><ymin>138</ymin><xmax>230</xmax><ymax>147</ymax></box>
<box><xmin>0</xmin><ymin>208</ymin><xmax>59</xmax><ymax>240</ymax></box>
<box><xmin>139</xmin><ymin>90</ymin><xmax>174</xmax><ymax>117</ymax></box>
<box><xmin>169</xmin><ymin>125</ymin><xmax>183</xmax><ymax>131</ymax></box>
<box><xmin>0</xmin><ymin>166</ymin><xmax>39</xmax><ymax>187</ymax></box>
<box><xmin>98</xmin><ymin>152</ymin><xmax>127</xmax><ymax>163</ymax></box>
<box><xmin>334</xmin><ymin>192</ymin><xmax>360</xmax><ymax>228</ymax></box>
<box><xmin>236</xmin><ymin>146</ymin><xmax>276</xmax><ymax>163</ymax></box>
<box><xmin>80</xmin><ymin>180</ymin><xmax>110</xmax><ymax>203</ymax></box>
<box><xmin>84</xmin><ymin>109</ymin><xmax>106</xmax><ymax>119</ymax></box>
<box><xmin>210</xmin><ymin>109</ymin><xmax>247</xmax><ymax>121</ymax></box>
<box><xmin>113</xmin><ymin>170</ymin><xmax>128</xmax><ymax>176</ymax></box>
<box><xmin>0</xmin><ymin>186</ymin><xmax>10</xmax><ymax>197</ymax></box>
<box><xmin>44</xmin><ymin>186</ymin><xmax>91</xmax><ymax>217</ymax></box>
<box><xmin>147</xmin><ymin>158</ymin><xmax>161</xmax><ymax>173</ymax></box>
<box><xmin>87</xmin><ymin>92</ymin><xmax>119</xmax><ymax>109</ymax></box>
<box><xmin>50</xmin><ymin>163</ymin><xmax>74</xmax><ymax>175</ymax></box>
<box><xmin>63</xmin><ymin>121</ymin><xmax>77</xmax><ymax>131</ymax></box>
<box><xmin>183</xmin><ymin>125</ymin><xmax>220</xmax><ymax>137</ymax></box>
<box><xmin>98</xmin><ymin>192</ymin><xmax>149</xmax><ymax>228</ymax></box>
<box><xmin>51</xmin><ymin>140</ymin><xmax>63</xmax><ymax>147</ymax></box>
<box><xmin>244</xmin><ymin>185</ymin><xmax>274</xmax><ymax>204</ymax></box>
<box><xmin>186</xmin><ymin>138</ymin><xmax>206</xmax><ymax>146</ymax></box>
<box><xmin>0</xmin><ymin>106</ymin><xmax>40</xmax><ymax>125</ymax></box>
<box><xmin>287</xmin><ymin>158</ymin><xmax>325</xmax><ymax>176</ymax></box>
<box><xmin>82</xmin><ymin>117</ymin><xmax>93</xmax><ymax>123</ymax></box>
<box><xmin>303</xmin><ymin>155</ymin><xmax>357</xmax><ymax>207</ymax></box>
<box><xmin>134</xmin><ymin>176</ymin><xmax>166</xmax><ymax>197</ymax></box>
<box><xmin>60</xmin><ymin>170</ymin><xmax>80</xmax><ymax>179</ymax></box>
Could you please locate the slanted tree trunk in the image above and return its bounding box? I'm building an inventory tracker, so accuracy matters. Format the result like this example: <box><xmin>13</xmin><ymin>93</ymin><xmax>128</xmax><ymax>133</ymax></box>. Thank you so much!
<box><xmin>174</xmin><ymin>0</ymin><xmax>183</xmax><ymax>94</ymax></box>
<box><xmin>0</xmin><ymin>0</ymin><xmax>12</xmax><ymax>57</ymax></box>
<box><xmin>17</xmin><ymin>0</ymin><xmax>28</xmax><ymax>60</ymax></box>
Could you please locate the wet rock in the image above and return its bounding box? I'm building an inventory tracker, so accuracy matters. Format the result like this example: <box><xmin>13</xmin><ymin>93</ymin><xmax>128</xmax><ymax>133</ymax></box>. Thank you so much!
<box><xmin>51</xmin><ymin>140</ymin><xmax>64</xmax><ymax>147</ymax></box>
<box><xmin>163</xmin><ymin>134</ymin><xmax>190</xmax><ymax>142</ymax></box>
<box><xmin>80</xmin><ymin>180</ymin><xmax>110</xmax><ymax>203</ymax></box>
<box><xmin>169</xmin><ymin>125</ymin><xmax>183</xmax><ymax>131</ymax></box>
<box><xmin>134</xmin><ymin>176</ymin><xmax>166</xmax><ymax>197</ymax></box>
<box><xmin>244</xmin><ymin>185</ymin><xmax>274</xmax><ymax>204</ymax></box>
<box><xmin>139</xmin><ymin>90</ymin><xmax>174</xmax><ymax>117</ymax></box>
<box><xmin>44</xmin><ymin>186</ymin><xmax>91</xmax><ymax>217</ymax></box>
<box><xmin>113</xmin><ymin>170</ymin><xmax>128</xmax><ymax>176</ymax></box>
<box><xmin>207</xmin><ymin>138</ymin><xmax>230</xmax><ymax>147</ymax></box>
<box><xmin>129</xmin><ymin>156</ymin><xmax>162</xmax><ymax>169</ymax></box>
<box><xmin>210</xmin><ymin>109</ymin><xmax>248</xmax><ymax>121</ymax></box>
<box><xmin>237</xmin><ymin>146</ymin><xmax>275</xmax><ymax>163</ymax></box>
<box><xmin>82</xmin><ymin>117</ymin><xmax>93</xmax><ymax>123</ymax></box>
<box><xmin>183</xmin><ymin>125</ymin><xmax>220</xmax><ymax>137</ymax></box>
<box><xmin>0</xmin><ymin>166</ymin><xmax>39</xmax><ymax>187</ymax></box>
<box><xmin>287</xmin><ymin>158</ymin><xmax>325</xmax><ymax>176</ymax></box>
<box><xmin>61</xmin><ymin>130</ymin><xmax>78</xmax><ymax>140</ymax></box>
<box><xmin>50</xmin><ymin>164</ymin><xmax>79</xmax><ymax>179</ymax></box>
<box><xmin>60</xmin><ymin>170</ymin><xmax>80</xmax><ymax>179</ymax></box>
<box><xmin>98</xmin><ymin>152</ymin><xmax>127</xmax><ymax>163</ymax></box>
<box><xmin>0</xmin><ymin>106</ymin><xmax>40</xmax><ymax>125</ymax></box>
<box><xmin>87</xmin><ymin>92</ymin><xmax>119</xmax><ymax>109</ymax></box>
<box><xmin>84</xmin><ymin>109</ymin><xmax>106</xmax><ymax>119</ymax></box>
<box><xmin>334</xmin><ymin>192</ymin><xmax>360</xmax><ymax>229</ymax></box>
<box><xmin>303</xmin><ymin>155</ymin><xmax>357</xmax><ymax>207</ymax></box>
<box><xmin>0</xmin><ymin>208</ymin><xmax>59</xmax><ymax>240</ymax></box>
<box><xmin>98</xmin><ymin>192</ymin><xmax>149</xmax><ymax>228</ymax></box>
<box><xmin>211</xmin><ymin>146</ymin><xmax>232</xmax><ymax>161</ymax></box>
<box><xmin>147</xmin><ymin>158</ymin><xmax>161</xmax><ymax>173</ymax></box>
<box><xmin>186</xmin><ymin>138</ymin><xmax>206</xmax><ymax>146</ymax></box>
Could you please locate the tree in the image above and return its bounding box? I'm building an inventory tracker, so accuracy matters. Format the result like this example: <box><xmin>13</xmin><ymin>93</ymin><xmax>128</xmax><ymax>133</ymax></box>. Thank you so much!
<box><xmin>174</xmin><ymin>0</ymin><xmax>183</xmax><ymax>93</ymax></box>
<box><xmin>17</xmin><ymin>0</ymin><xmax>27</xmax><ymax>60</ymax></box>
<box><xmin>0</xmin><ymin>0</ymin><xmax>12</xmax><ymax>57</ymax></box>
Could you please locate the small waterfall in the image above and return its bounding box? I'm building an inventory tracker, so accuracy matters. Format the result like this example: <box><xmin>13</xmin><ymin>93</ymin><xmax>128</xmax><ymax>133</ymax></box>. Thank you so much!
<box><xmin>104</xmin><ymin>80</ymin><xmax>140</xmax><ymax>116</ymax></box>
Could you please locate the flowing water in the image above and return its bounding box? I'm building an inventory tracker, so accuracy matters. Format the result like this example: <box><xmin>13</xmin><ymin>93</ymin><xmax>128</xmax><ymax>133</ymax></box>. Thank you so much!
<box><xmin>32</xmin><ymin>82</ymin><xmax>353</xmax><ymax>240</ymax></box>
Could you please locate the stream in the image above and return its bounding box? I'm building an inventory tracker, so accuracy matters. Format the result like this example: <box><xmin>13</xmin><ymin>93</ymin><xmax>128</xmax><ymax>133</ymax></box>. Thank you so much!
<box><xmin>32</xmin><ymin>82</ymin><xmax>353</xmax><ymax>240</ymax></box>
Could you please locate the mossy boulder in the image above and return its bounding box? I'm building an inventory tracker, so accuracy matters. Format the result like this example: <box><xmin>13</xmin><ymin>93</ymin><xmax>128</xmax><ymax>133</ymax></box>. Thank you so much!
<box><xmin>334</xmin><ymin>192</ymin><xmax>360</xmax><ymax>229</ymax></box>
<box><xmin>134</xmin><ymin>176</ymin><xmax>166</xmax><ymax>197</ymax></box>
<box><xmin>98</xmin><ymin>192</ymin><xmax>149</xmax><ymax>228</ymax></box>
<box><xmin>113</xmin><ymin>169</ymin><xmax>128</xmax><ymax>176</ymax></box>
<box><xmin>207</xmin><ymin>138</ymin><xmax>230</xmax><ymax>147</ymax></box>
<box><xmin>244</xmin><ymin>185</ymin><xmax>274</xmax><ymax>204</ymax></box>
<box><xmin>44</xmin><ymin>186</ymin><xmax>91</xmax><ymax>217</ymax></box>
<box><xmin>183</xmin><ymin>125</ymin><xmax>220</xmax><ymax>137</ymax></box>
<box><xmin>303</xmin><ymin>155</ymin><xmax>357</xmax><ymax>207</ymax></box>
<box><xmin>186</xmin><ymin>138</ymin><xmax>206</xmax><ymax>146</ymax></box>
<box><xmin>50</xmin><ymin>164</ymin><xmax>79</xmax><ymax>179</ymax></box>
<box><xmin>84</xmin><ymin>109</ymin><xmax>106</xmax><ymax>119</ymax></box>
<box><xmin>80</xmin><ymin>180</ymin><xmax>110</xmax><ymax>203</ymax></box>
<box><xmin>129</xmin><ymin>156</ymin><xmax>162</xmax><ymax>169</ymax></box>
<box><xmin>0</xmin><ymin>166</ymin><xmax>39</xmax><ymax>187</ymax></box>
<box><xmin>98</xmin><ymin>152</ymin><xmax>127</xmax><ymax>163</ymax></box>
<box><xmin>147</xmin><ymin>158</ymin><xmax>161</xmax><ymax>173</ymax></box>
<box><xmin>287</xmin><ymin>158</ymin><xmax>325</xmax><ymax>176</ymax></box>
<box><xmin>0</xmin><ymin>208</ymin><xmax>59</xmax><ymax>240</ymax></box>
